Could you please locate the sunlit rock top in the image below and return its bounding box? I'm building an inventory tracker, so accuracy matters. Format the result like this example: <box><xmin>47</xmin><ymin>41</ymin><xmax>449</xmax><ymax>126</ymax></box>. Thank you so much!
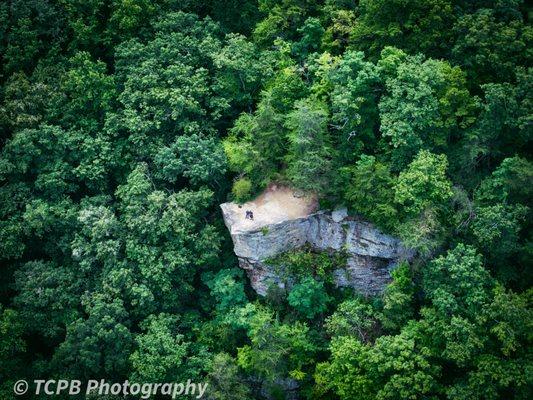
<box><xmin>220</xmin><ymin>184</ymin><xmax>318</xmax><ymax>234</ymax></box>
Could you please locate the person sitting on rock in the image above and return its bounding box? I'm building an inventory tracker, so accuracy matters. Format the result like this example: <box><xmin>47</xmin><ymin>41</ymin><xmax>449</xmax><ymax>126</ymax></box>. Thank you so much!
<box><xmin>245</xmin><ymin>210</ymin><xmax>254</xmax><ymax>220</ymax></box>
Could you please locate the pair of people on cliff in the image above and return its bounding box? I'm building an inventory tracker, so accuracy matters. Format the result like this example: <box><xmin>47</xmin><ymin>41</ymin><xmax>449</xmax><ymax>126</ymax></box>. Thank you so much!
<box><xmin>245</xmin><ymin>210</ymin><xmax>254</xmax><ymax>220</ymax></box>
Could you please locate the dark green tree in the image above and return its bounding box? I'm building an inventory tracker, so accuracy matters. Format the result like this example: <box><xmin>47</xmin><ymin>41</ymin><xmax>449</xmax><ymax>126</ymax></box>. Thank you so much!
<box><xmin>285</xmin><ymin>98</ymin><xmax>334</xmax><ymax>194</ymax></box>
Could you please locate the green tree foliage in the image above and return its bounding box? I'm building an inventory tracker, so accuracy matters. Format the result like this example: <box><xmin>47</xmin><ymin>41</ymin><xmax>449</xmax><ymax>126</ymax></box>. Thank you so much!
<box><xmin>379</xmin><ymin>262</ymin><xmax>416</xmax><ymax>332</ymax></box>
<box><xmin>378</xmin><ymin>49</ymin><xmax>477</xmax><ymax>168</ymax></box>
<box><xmin>204</xmin><ymin>0</ymin><xmax>262</xmax><ymax>35</ymax></box>
<box><xmin>264</xmin><ymin>61</ymin><xmax>308</xmax><ymax>113</ymax></box>
<box><xmin>288</xmin><ymin>277</ymin><xmax>330</xmax><ymax>319</ymax></box>
<box><xmin>285</xmin><ymin>98</ymin><xmax>334</xmax><ymax>193</ymax></box>
<box><xmin>419</xmin><ymin>245</ymin><xmax>532</xmax><ymax>398</ymax></box>
<box><xmin>3</xmin><ymin>15</ymin><xmax>41</xmax><ymax>75</ymax></box>
<box><xmin>393</xmin><ymin>151</ymin><xmax>454</xmax><ymax>254</ymax></box>
<box><xmin>206</xmin><ymin>353</ymin><xmax>251</xmax><ymax>400</ymax></box>
<box><xmin>109</xmin><ymin>13</ymin><xmax>225</xmax><ymax>159</ymax></box>
<box><xmin>351</xmin><ymin>0</ymin><xmax>455</xmax><ymax>58</ymax></box>
<box><xmin>231</xmin><ymin>177</ymin><xmax>253</xmax><ymax>203</ymax></box>
<box><xmin>316</xmin><ymin>322</ymin><xmax>440</xmax><ymax>400</ymax></box>
<box><xmin>343</xmin><ymin>155</ymin><xmax>397</xmax><ymax>230</ymax></box>
<box><xmin>469</xmin><ymin>156</ymin><xmax>532</xmax><ymax>285</ymax></box>
<box><xmin>52</xmin><ymin>292</ymin><xmax>133</xmax><ymax>379</ymax></box>
<box><xmin>452</xmin><ymin>8</ymin><xmax>532</xmax><ymax>85</ymax></box>
<box><xmin>205</xmin><ymin>268</ymin><xmax>248</xmax><ymax>314</ymax></box>
<box><xmin>394</xmin><ymin>150</ymin><xmax>453</xmax><ymax>216</ymax></box>
<box><xmin>225</xmin><ymin>92</ymin><xmax>287</xmax><ymax>189</ymax></box>
<box><xmin>154</xmin><ymin>134</ymin><xmax>227</xmax><ymax>187</ymax></box>
<box><xmin>60</xmin><ymin>52</ymin><xmax>117</xmax><ymax>131</ymax></box>
<box><xmin>111</xmin><ymin>164</ymin><xmax>220</xmax><ymax>308</ymax></box>
<box><xmin>252</xmin><ymin>0</ymin><xmax>319</xmax><ymax>47</ymax></box>
<box><xmin>329</xmin><ymin>51</ymin><xmax>381</xmax><ymax>163</ymax></box>
<box><xmin>0</xmin><ymin>0</ymin><xmax>531</xmax><ymax>398</ymax></box>
<box><xmin>292</xmin><ymin>17</ymin><xmax>325</xmax><ymax>59</ymax></box>
<box><xmin>130</xmin><ymin>313</ymin><xmax>196</xmax><ymax>383</ymax></box>
<box><xmin>325</xmin><ymin>298</ymin><xmax>378</xmax><ymax>342</ymax></box>
<box><xmin>315</xmin><ymin>336</ymin><xmax>372</xmax><ymax>399</ymax></box>
<box><xmin>423</xmin><ymin>244</ymin><xmax>493</xmax><ymax>320</ymax></box>
<box><xmin>318</xmin><ymin>242</ymin><xmax>533</xmax><ymax>399</ymax></box>
<box><xmin>212</xmin><ymin>33</ymin><xmax>273</xmax><ymax>112</ymax></box>
<box><xmin>463</xmin><ymin>70</ymin><xmax>532</xmax><ymax>175</ymax></box>
<box><xmin>0</xmin><ymin>307</ymin><xmax>26</xmax><ymax>397</ymax></box>
<box><xmin>14</xmin><ymin>260</ymin><xmax>81</xmax><ymax>339</ymax></box>
<box><xmin>238</xmin><ymin>306</ymin><xmax>317</xmax><ymax>388</ymax></box>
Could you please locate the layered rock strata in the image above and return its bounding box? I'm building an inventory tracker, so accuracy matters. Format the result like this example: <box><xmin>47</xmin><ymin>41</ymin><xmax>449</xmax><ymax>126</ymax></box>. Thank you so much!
<box><xmin>221</xmin><ymin>194</ymin><xmax>412</xmax><ymax>296</ymax></box>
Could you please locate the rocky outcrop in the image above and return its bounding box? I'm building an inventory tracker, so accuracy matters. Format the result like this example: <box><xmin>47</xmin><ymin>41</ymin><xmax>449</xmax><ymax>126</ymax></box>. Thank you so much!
<box><xmin>220</xmin><ymin>203</ymin><xmax>412</xmax><ymax>296</ymax></box>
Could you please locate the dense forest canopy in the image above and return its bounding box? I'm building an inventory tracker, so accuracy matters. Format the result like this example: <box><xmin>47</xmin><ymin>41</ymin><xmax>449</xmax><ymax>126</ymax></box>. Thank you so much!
<box><xmin>0</xmin><ymin>0</ymin><xmax>531</xmax><ymax>399</ymax></box>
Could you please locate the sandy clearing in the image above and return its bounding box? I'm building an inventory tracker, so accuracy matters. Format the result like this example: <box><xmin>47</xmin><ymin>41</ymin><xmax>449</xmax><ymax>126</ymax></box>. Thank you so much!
<box><xmin>223</xmin><ymin>184</ymin><xmax>318</xmax><ymax>233</ymax></box>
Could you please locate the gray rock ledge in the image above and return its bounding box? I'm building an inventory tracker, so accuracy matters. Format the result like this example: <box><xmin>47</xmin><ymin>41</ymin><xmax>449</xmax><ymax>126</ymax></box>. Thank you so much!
<box><xmin>220</xmin><ymin>188</ymin><xmax>412</xmax><ymax>296</ymax></box>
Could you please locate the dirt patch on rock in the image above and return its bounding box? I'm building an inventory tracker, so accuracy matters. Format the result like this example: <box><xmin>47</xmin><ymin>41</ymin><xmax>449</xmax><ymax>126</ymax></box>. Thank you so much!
<box><xmin>221</xmin><ymin>184</ymin><xmax>318</xmax><ymax>233</ymax></box>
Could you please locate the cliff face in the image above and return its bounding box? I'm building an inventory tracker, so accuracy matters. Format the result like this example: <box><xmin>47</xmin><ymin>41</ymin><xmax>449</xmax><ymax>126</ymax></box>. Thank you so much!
<box><xmin>221</xmin><ymin>201</ymin><xmax>412</xmax><ymax>296</ymax></box>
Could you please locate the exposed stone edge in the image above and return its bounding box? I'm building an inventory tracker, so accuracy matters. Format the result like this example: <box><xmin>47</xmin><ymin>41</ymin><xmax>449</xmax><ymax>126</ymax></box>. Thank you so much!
<box><xmin>221</xmin><ymin>204</ymin><xmax>413</xmax><ymax>296</ymax></box>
